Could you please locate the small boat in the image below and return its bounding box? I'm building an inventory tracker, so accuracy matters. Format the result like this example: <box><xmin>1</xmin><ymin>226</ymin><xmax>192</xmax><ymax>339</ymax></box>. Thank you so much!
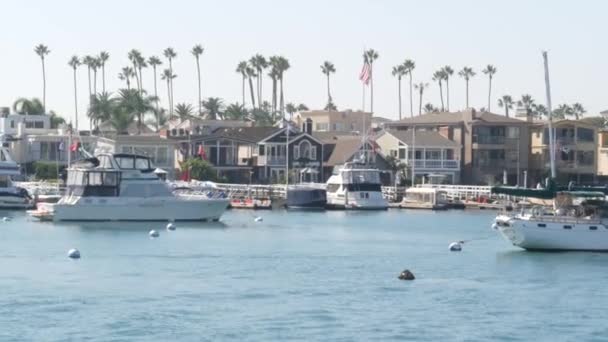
<box><xmin>29</xmin><ymin>153</ymin><xmax>229</xmax><ymax>221</ymax></box>
<box><xmin>325</xmin><ymin>162</ymin><xmax>388</xmax><ymax>210</ymax></box>
<box><xmin>230</xmin><ymin>197</ymin><xmax>272</xmax><ymax>210</ymax></box>
<box><xmin>286</xmin><ymin>185</ymin><xmax>326</xmax><ymax>210</ymax></box>
<box><xmin>398</xmin><ymin>188</ymin><xmax>448</xmax><ymax>210</ymax></box>
<box><xmin>0</xmin><ymin>147</ymin><xmax>34</xmax><ymax>209</ymax></box>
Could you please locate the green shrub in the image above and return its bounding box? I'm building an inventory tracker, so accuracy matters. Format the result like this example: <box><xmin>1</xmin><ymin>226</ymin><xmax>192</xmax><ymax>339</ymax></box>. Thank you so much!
<box><xmin>33</xmin><ymin>162</ymin><xmax>64</xmax><ymax>180</ymax></box>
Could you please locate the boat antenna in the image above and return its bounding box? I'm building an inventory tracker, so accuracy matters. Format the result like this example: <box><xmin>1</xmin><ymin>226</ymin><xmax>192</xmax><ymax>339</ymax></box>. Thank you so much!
<box><xmin>542</xmin><ymin>51</ymin><xmax>556</xmax><ymax>179</ymax></box>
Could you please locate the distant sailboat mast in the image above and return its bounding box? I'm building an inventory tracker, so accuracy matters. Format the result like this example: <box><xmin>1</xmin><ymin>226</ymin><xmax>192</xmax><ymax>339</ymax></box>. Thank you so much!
<box><xmin>542</xmin><ymin>51</ymin><xmax>557</xmax><ymax>178</ymax></box>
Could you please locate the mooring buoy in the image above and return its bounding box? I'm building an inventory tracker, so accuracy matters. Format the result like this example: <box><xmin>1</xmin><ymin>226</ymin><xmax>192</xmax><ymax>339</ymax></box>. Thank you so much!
<box><xmin>67</xmin><ymin>248</ymin><xmax>80</xmax><ymax>259</ymax></box>
<box><xmin>149</xmin><ymin>230</ymin><xmax>159</xmax><ymax>238</ymax></box>
<box><xmin>398</xmin><ymin>269</ymin><xmax>415</xmax><ymax>280</ymax></box>
<box><xmin>166</xmin><ymin>223</ymin><xmax>176</xmax><ymax>231</ymax></box>
<box><xmin>449</xmin><ymin>241</ymin><xmax>463</xmax><ymax>252</ymax></box>
<box><xmin>254</xmin><ymin>216</ymin><xmax>263</xmax><ymax>222</ymax></box>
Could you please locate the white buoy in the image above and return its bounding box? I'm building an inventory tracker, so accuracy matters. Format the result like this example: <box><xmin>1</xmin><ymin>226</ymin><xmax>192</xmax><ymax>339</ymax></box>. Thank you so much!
<box><xmin>149</xmin><ymin>230</ymin><xmax>159</xmax><ymax>238</ymax></box>
<box><xmin>449</xmin><ymin>241</ymin><xmax>463</xmax><ymax>252</ymax></box>
<box><xmin>166</xmin><ymin>223</ymin><xmax>176</xmax><ymax>231</ymax></box>
<box><xmin>67</xmin><ymin>248</ymin><xmax>80</xmax><ymax>259</ymax></box>
<box><xmin>254</xmin><ymin>216</ymin><xmax>263</xmax><ymax>222</ymax></box>
<box><xmin>2</xmin><ymin>217</ymin><xmax>10</xmax><ymax>222</ymax></box>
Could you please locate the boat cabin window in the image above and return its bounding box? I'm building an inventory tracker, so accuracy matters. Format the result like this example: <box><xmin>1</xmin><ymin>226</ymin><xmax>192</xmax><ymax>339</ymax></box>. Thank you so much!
<box><xmin>66</xmin><ymin>170</ymin><xmax>121</xmax><ymax>197</ymax></box>
<box><xmin>343</xmin><ymin>170</ymin><xmax>381</xmax><ymax>184</ymax></box>
<box><xmin>0</xmin><ymin>176</ymin><xmax>10</xmax><ymax>188</ymax></box>
<box><xmin>115</xmin><ymin>155</ymin><xmax>152</xmax><ymax>170</ymax></box>
<box><xmin>98</xmin><ymin>155</ymin><xmax>114</xmax><ymax>169</ymax></box>
<box><xmin>121</xmin><ymin>183</ymin><xmax>171</xmax><ymax>197</ymax></box>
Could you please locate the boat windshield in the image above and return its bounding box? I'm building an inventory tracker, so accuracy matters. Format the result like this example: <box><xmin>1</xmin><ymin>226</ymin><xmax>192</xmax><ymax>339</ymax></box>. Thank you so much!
<box><xmin>342</xmin><ymin>170</ymin><xmax>380</xmax><ymax>184</ymax></box>
<box><xmin>66</xmin><ymin>170</ymin><xmax>121</xmax><ymax>197</ymax></box>
<box><xmin>115</xmin><ymin>155</ymin><xmax>153</xmax><ymax>170</ymax></box>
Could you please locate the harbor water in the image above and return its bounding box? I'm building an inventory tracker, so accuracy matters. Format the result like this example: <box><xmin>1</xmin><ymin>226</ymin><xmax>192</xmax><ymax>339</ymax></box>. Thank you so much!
<box><xmin>1</xmin><ymin>209</ymin><xmax>608</xmax><ymax>341</ymax></box>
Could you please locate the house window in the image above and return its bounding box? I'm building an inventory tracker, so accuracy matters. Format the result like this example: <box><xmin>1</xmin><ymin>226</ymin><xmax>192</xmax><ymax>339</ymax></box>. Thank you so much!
<box><xmin>577</xmin><ymin>128</ymin><xmax>594</xmax><ymax>142</ymax></box>
<box><xmin>315</xmin><ymin>123</ymin><xmax>329</xmax><ymax>131</ymax></box>
<box><xmin>577</xmin><ymin>151</ymin><xmax>594</xmax><ymax>166</ymax></box>
<box><xmin>294</xmin><ymin>146</ymin><xmax>300</xmax><ymax>159</ymax></box>
<box><xmin>10</xmin><ymin>121</ymin><xmax>14</xmax><ymax>129</ymax></box>
<box><xmin>398</xmin><ymin>149</ymin><xmax>405</xmax><ymax>159</ymax></box>
<box><xmin>299</xmin><ymin>140</ymin><xmax>312</xmax><ymax>159</ymax></box>
<box><xmin>35</xmin><ymin>121</ymin><xmax>44</xmax><ymax>128</ymax></box>
<box><xmin>311</xmin><ymin>146</ymin><xmax>317</xmax><ymax>159</ymax></box>
<box><xmin>507</xmin><ymin>127</ymin><xmax>520</xmax><ymax>139</ymax></box>
<box><xmin>259</xmin><ymin>145</ymin><xmax>265</xmax><ymax>156</ymax></box>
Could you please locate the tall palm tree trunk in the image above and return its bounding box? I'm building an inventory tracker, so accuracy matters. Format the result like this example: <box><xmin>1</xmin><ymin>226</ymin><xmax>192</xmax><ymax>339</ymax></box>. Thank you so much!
<box><xmin>439</xmin><ymin>81</ymin><xmax>445</xmax><ymax>111</ymax></box>
<box><xmin>397</xmin><ymin>77</ymin><xmax>402</xmax><ymax>120</ymax></box>
<box><xmin>271</xmin><ymin>78</ymin><xmax>277</xmax><ymax>112</ymax></box>
<box><xmin>279</xmin><ymin>77</ymin><xmax>285</xmax><ymax>114</ymax></box>
<box><xmin>370</xmin><ymin>64</ymin><xmax>374</xmax><ymax>113</ymax></box>
<box><xmin>327</xmin><ymin>74</ymin><xmax>331</xmax><ymax>103</ymax></box>
<box><xmin>487</xmin><ymin>77</ymin><xmax>492</xmax><ymax>111</ymax></box>
<box><xmin>87</xmin><ymin>66</ymin><xmax>92</xmax><ymax>103</ymax></box>
<box><xmin>408</xmin><ymin>74</ymin><xmax>414</xmax><ymax>117</ymax></box>
<box><xmin>153</xmin><ymin>66</ymin><xmax>159</xmax><ymax>111</ymax></box>
<box><xmin>446</xmin><ymin>78</ymin><xmax>450</xmax><ymax>111</ymax></box>
<box><xmin>241</xmin><ymin>76</ymin><xmax>246</xmax><ymax>106</ymax></box>
<box><xmin>169</xmin><ymin>59</ymin><xmax>174</xmax><ymax>115</ymax></box>
<box><xmin>419</xmin><ymin>90</ymin><xmax>423</xmax><ymax>115</ymax></box>
<box><xmin>166</xmin><ymin>79</ymin><xmax>171</xmax><ymax>118</ymax></box>
<box><xmin>41</xmin><ymin>57</ymin><xmax>46</xmax><ymax>112</ymax></box>
<box><xmin>73</xmin><ymin>68</ymin><xmax>79</xmax><ymax>130</ymax></box>
<box><xmin>102</xmin><ymin>65</ymin><xmax>106</xmax><ymax>92</ymax></box>
<box><xmin>466</xmin><ymin>80</ymin><xmax>469</xmax><ymax>108</ymax></box>
<box><xmin>93</xmin><ymin>70</ymin><xmax>97</xmax><ymax>96</ymax></box>
<box><xmin>196</xmin><ymin>57</ymin><xmax>202</xmax><ymax>115</ymax></box>
<box><xmin>248</xmin><ymin>76</ymin><xmax>256</xmax><ymax>109</ymax></box>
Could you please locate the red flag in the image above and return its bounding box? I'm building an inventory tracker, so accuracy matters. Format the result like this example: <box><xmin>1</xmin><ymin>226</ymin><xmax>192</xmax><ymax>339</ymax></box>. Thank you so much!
<box><xmin>359</xmin><ymin>62</ymin><xmax>371</xmax><ymax>85</ymax></box>
<box><xmin>198</xmin><ymin>145</ymin><xmax>207</xmax><ymax>160</ymax></box>
<box><xmin>180</xmin><ymin>168</ymin><xmax>191</xmax><ymax>181</ymax></box>
<box><xmin>70</xmin><ymin>140</ymin><xmax>80</xmax><ymax>152</ymax></box>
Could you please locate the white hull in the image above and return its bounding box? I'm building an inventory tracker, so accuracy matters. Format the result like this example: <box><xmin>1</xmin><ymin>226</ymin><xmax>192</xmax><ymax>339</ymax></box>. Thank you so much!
<box><xmin>0</xmin><ymin>195</ymin><xmax>33</xmax><ymax>209</ymax></box>
<box><xmin>494</xmin><ymin>214</ymin><xmax>608</xmax><ymax>251</ymax></box>
<box><xmin>326</xmin><ymin>191</ymin><xmax>388</xmax><ymax>210</ymax></box>
<box><xmin>41</xmin><ymin>196</ymin><xmax>229</xmax><ymax>222</ymax></box>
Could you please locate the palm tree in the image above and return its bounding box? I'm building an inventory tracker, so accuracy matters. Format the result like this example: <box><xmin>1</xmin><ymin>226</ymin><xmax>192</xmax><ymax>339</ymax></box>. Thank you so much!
<box><xmin>250</xmin><ymin>55</ymin><xmax>267</xmax><ymax>105</ymax></box>
<box><xmin>236</xmin><ymin>61</ymin><xmax>248</xmax><ymax>106</ymax></box>
<box><xmin>268</xmin><ymin>56</ymin><xmax>280</xmax><ymax>112</ymax></box>
<box><xmin>91</xmin><ymin>57</ymin><xmax>100</xmax><ymax>95</ymax></box>
<box><xmin>442</xmin><ymin>66</ymin><xmax>454</xmax><ymax>111</ymax></box>
<box><xmin>82</xmin><ymin>55</ymin><xmax>96</xmax><ymax>102</ymax></box>
<box><xmin>246</xmin><ymin>66</ymin><xmax>257</xmax><ymax>109</ymax></box>
<box><xmin>202</xmin><ymin>97</ymin><xmax>225</xmax><ymax>120</ymax></box>
<box><xmin>497</xmin><ymin>95</ymin><xmax>514</xmax><ymax>118</ymax></box>
<box><xmin>321</xmin><ymin>61</ymin><xmax>336</xmax><ymax>110</ymax></box>
<box><xmin>163</xmin><ymin>47</ymin><xmax>177</xmax><ymax>113</ymax></box>
<box><xmin>191</xmin><ymin>44</ymin><xmax>204</xmax><ymax>115</ymax></box>
<box><xmin>458</xmin><ymin>67</ymin><xmax>476</xmax><ymax>108</ymax></box>
<box><xmin>532</xmin><ymin>104</ymin><xmax>548</xmax><ymax>120</ymax></box>
<box><xmin>402</xmin><ymin>59</ymin><xmax>415</xmax><ymax>118</ymax></box>
<box><xmin>68</xmin><ymin>56</ymin><xmax>81</xmax><ymax>130</ymax></box>
<box><xmin>117</xmin><ymin>88</ymin><xmax>155</xmax><ymax>133</ymax></box>
<box><xmin>147</xmin><ymin>56</ymin><xmax>162</xmax><ymax>113</ymax></box>
<box><xmin>297</xmin><ymin>104</ymin><xmax>309</xmax><ymax>111</ymax></box>
<box><xmin>364</xmin><ymin>49</ymin><xmax>379</xmax><ymax>112</ymax></box>
<box><xmin>118</xmin><ymin>66</ymin><xmax>134</xmax><ymax>90</ymax></box>
<box><xmin>98</xmin><ymin>51</ymin><xmax>110</xmax><ymax>92</ymax></box>
<box><xmin>128</xmin><ymin>49</ymin><xmax>142</xmax><ymax>90</ymax></box>
<box><xmin>285</xmin><ymin>103</ymin><xmax>297</xmax><ymax>120</ymax></box>
<box><xmin>571</xmin><ymin>103</ymin><xmax>586</xmax><ymax>120</ymax></box>
<box><xmin>108</xmin><ymin>106</ymin><xmax>135</xmax><ymax>135</ymax></box>
<box><xmin>482</xmin><ymin>65</ymin><xmax>497</xmax><ymax>111</ymax></box>
<box><xmin>34</xmin><ymin>44</ymin><xmax>50</xmax><ymax>112</ymax></box>
<box><xmin>88</xmin><ymin>92</ymin><xmax>115</xmax><ymax>130</ymax></box>
<box><xmin>161</xmin><ymin>69</ymin><xmax>177</xmax><ymax>115</ymax></box>
<box><xmin>147</xmin><ymin>107</ymin><xmax>170</xmax><ymax>130</ymax></box>
<box><xmin>224</xmin><ymin>103</ymin><xmax>249</xmax><ymax>121</ymax></box>
<box><xmin>432</xmin><ymin>69</ymin><xmax>447</xmax><ymax>112</ymax></box>
<box><xmin>174</xmin><ymin>103</ymin><xmax>195</xmax><ymax>121</ymax></box>
<box><xmin>423</xmin><ymin>103</ymin><xmax>438</xmax><ymax>113</ymax></box>
<box><xmin>553</xmin><ymin>104</ymin><xmax>572</xmax><ymax>120</ymax></box>
<box><xmin>414</xmin><ymin>82</ymin><xmax>429</xmax><ymax>115</ymax></box>
<box><xmin>276</xmin><ymin>56</ymin><xmax>290</xmax><ymax>114</ymax></box>
<box><xmin>391</xmin><ymin>64</ymin><xmax>406</xmax><ymax>119</ymax></box>
<box><xmin>13</xmin><ymin>98</ymin><xmax>44</xmax><ymax>115</ymax></box>
<box><xmin>517</xmin><ymin>94</ymin><xmax>535</xmax><ymax>114</ymax></box>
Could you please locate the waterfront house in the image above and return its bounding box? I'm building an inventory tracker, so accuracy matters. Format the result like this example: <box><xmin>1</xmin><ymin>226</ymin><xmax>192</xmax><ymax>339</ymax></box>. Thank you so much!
<box><xmin>385</xmin><ymin>108</ymin><xmax>531</xmax><ymax>185</ymax></box>
<box><xmin>375</xmin><ymin>130</ymin><xmax>462</xmax><ymax>184</ymax></box>
<box><xmin>295</xmin><ymin>109</ymin><xmax>372</xmax><ymax>134</ymax></box>
<box><xmin>173</xmin><ymin>126</ymin><xmax>278</xmax><ymax>183</ymax></box>
<box><xmin>529</xmin><ymin>119</ymin><xmax>597</xmax><ymax>184</ymax></box>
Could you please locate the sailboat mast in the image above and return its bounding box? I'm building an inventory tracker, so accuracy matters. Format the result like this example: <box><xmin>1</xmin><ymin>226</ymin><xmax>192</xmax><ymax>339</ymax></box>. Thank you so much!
<box><xmin>542</xmin><ymin>51</ymin><xmax>556</xmax><ymax>179</ymax></box>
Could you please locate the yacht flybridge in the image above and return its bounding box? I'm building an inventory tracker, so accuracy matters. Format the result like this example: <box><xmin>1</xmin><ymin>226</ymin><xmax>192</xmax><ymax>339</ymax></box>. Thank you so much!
<box><xmin>29</xmin><ymin>153</ymin><xmax>229</xmax><ymax>221</ymax></box>
<box><xmin>0</xmin><ymin>146</ymin><xmax>33</xmax><ymax>209</ymax></box>
<box><xmin>325</xmin><ymin>162</ymin><xmax>388</xmax><ymax>210</ymax></box>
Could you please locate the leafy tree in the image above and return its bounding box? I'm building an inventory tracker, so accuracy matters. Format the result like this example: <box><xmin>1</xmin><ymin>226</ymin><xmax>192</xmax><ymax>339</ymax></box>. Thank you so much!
<box><xmin>517</xmin><ymin>94</ymin><xmax>535</xmax><ymax>113</ymax></box>
<box><xmin>88</xmin><ymin>92</ymin><xmax>116</xmax><ymax>130</ymax></box>
<box><xmin>571</xmin><ymin>103</ymin><xmax>585</xmax><ymax>120</ymax></box>
<box><xmin>13</xmin><ymin>98</ymin><xmax>44</xmax><ymax>115</ymax></box>
<box><xmin>497</xmin><ymin>95</ymin><xmax>514</xmax><ymax>117</ymax></box>
<box><xmin>297</xmin><ymin>103</ymin><xmax>309</xmax><ymax>111</ymax></box>
<box><xmin>181</xmin><ymin>158</ymin><xmax>218</xmax><ymax>181</ymax></box>
<box><xmin>224</xmin><ymin>103</ymin><xmax>248</xmax><ymax>120</ymax></box>
<box><xmin>202</xmin><ymin>97</ymin><xmax>224</xmax><ymax>120</ymax></box>
<box><xmin>174</xmin><ymin>103</ymin><xmax>195</xmax><ymax>121</ymax></box>
<box><xmin>285</xmin><ymin>103</ymin><xmax>297</xmax><ymax>120</ymax></box>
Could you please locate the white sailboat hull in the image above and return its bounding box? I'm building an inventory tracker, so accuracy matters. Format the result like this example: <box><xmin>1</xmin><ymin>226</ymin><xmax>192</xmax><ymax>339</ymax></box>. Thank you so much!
<box><xmin>40</xmin><ymin>196</ymin><xmax>229</xmax><ymax>222</ymax></box>
<box><xmin>494</xmin><ymin>215</ymin><xmax>608</xmax><ymax>251</ymax></box>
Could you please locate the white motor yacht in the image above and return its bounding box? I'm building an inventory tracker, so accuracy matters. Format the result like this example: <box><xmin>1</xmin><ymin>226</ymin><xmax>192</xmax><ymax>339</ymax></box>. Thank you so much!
<box><xmin>0</xmin><ymin>147</ymin><xmax>33</xmax><ymax>209</ymax></box>
<box><xmin>29</xmin><ymin>153</ymin><xmax>229</xmax><ymax>221</ymax></box>
<box><xmin>325</xmin><ymin>162</ymin><xmax>388</xmax><ymax>210</ymax></box>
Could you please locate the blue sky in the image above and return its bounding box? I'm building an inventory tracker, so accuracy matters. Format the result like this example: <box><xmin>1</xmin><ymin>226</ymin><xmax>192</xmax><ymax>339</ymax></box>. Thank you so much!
<box><xmin>0</xmin><ymin>0</ymin><xmax>605</xmax><ymax>125</ymax></box>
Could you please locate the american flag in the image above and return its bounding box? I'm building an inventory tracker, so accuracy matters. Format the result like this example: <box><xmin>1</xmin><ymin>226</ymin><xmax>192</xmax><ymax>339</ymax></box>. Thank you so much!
<box><xmin>359</xmin><ymin>62</ymin><xmax>371</xmax><ymax>85</ymax></box>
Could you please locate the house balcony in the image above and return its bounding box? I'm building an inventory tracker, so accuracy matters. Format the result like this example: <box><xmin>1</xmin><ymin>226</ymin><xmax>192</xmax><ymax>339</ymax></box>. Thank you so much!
<box><xmin>406</xmin><ymin>159</ymin><xmax>459</xmax><ymax>170</ymax></box>
<box><xmin>257</xmin><ymin>155</ymin><xmax>287</xmax><ymax>166</ymax></box>
<box><xmin>473</xmin><ymin>135</ymin><xmax>505</xmax><ymax>145</ymax></box>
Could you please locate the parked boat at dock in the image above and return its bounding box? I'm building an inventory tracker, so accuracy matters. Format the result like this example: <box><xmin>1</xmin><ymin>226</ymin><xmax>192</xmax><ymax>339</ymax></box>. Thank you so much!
<box><xmin>0</xmin><ymin>147</ymin><xmax>33</xmax><ymax>209</ymax></box>
<box><xmin>325</xmin><ymin>162</ymin><xmax>388</xmax><ymax>210</ymax></box>
<box><xmin>396</xmin><ymin>188</ymin><xmax>448</xmax><ymax>210</ymax></box>
<box><xmin>286</xmin><ymin>185</ymin><xmax>326</xmax><ymax>210</ymax></box>
<box><xmin>29</xmin><ymin>153</ymin><xmax>229</xmax><ymax>221</ymax></box>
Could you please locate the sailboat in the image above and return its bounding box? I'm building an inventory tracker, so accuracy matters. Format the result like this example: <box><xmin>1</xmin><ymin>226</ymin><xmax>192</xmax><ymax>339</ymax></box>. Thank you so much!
<box><xmin>492</xmin><ymin>52</ymin><xmax>608</xmax><ymax>251</ymax></box>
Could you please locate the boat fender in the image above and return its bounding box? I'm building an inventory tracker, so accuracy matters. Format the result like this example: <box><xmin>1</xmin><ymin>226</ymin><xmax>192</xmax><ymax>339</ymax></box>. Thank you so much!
<box><xmin>254</xmin><ymin>216</ymin><xmax>263</xmax><ymax>222</ymax></box>
<box><xmin>149</xmin><ymin>230</ymin><xmax>159</xmax><ymax>238</ymax></box>
<box><xmin>491</xmin><ymin>223</ymin><xmax>498</xmax><ymax>230</ymax></box>
<box><xmin>166</xmin><ymin>223</ymin><xmax>176</xmax><ymax>231</ymax></box>
<box><xmin>398</xmin><ymin>269</ymin><xmax>415</xmax><ymax>280</ymax></box>
<box><xmin>2</xmin><ymin>217</ymin><xmax>11</xmax><ymax>222</ymax></box>
<box><xmin>67</xmin><ymin>248</ymin><xmax>81</xmax><ymax>259</ymax></box>
<box><xmin>449</xmin><ymin>241</ymin><xmax>463</xmax><ymax>251</ymax></box>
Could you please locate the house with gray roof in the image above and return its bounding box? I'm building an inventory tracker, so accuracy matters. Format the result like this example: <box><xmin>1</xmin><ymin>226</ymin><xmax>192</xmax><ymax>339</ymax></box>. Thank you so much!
<box><xmin>376</xmin><ymin>130</ymin><xmax>462</xmax><ymax>183</ymax></box>
<box><xmin>384</xmin><ymin>108</ymin><xmax>531</xmax><ymax>185</ymax></box>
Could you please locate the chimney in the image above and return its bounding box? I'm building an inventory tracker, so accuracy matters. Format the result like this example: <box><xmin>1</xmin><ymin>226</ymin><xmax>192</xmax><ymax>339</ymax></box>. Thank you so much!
<box><xmin>304</xmin><ymin>118</ymin><xmax>313</xmax><ymax>134</ymax></box>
